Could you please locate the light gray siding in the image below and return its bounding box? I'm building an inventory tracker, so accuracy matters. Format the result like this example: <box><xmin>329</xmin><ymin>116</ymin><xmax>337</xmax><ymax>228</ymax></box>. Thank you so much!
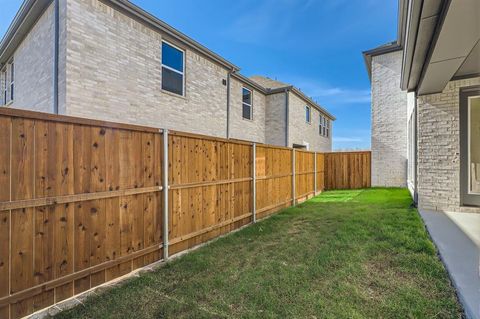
<box><xmin>288</xmin><ymin>92</ymin><xmax>332</xmax><ymax>151</ymax></box>
<box><xmin>229</xmin><ymin>77</ymin><xmax>266</xmax><ymax>143</ymax></box>
<box><xmin>65</xmin><ymin>0</ymin><xmax>229</xmax><ymax>138</ymax></box>
<box><xmin>7</xmin><ymin>2</ymin><xmax>57</xmax><ymax>113</ymax></box>
<box><xmin>265</xmin><ymin>92</ymin><xmax>287</xmax><ymax>146</ymax></box>
<box><xmin>371</xmin><ymin>50</ymin><xmax>408</xmax><ymax>187</ymax></box>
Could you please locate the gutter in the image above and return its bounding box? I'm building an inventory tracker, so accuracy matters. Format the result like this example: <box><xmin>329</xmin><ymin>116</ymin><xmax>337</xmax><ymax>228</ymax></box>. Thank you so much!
<box><xmin>107</xmin><ymin>0</ymin><xmax>240</xmax><ymax>72</ymax></box>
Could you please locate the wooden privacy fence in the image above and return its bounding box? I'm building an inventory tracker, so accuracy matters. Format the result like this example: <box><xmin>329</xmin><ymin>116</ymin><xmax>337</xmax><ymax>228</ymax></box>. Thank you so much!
<box><xmin>0</xmin><ymin>108</ymin><xmax>370</xmax><ymax>319</ymax></box>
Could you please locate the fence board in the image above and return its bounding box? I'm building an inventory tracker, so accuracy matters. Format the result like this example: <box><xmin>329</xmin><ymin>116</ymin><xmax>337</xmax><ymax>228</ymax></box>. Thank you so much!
<box><xmin>324</xmin><ymin>152</ymin><xmax>371</xmax><ymax>190</ymax></box>
<box><xmin>0</xmin><ymin>108</ymin><xmax>371</xmax><ymax>318</ymax></box>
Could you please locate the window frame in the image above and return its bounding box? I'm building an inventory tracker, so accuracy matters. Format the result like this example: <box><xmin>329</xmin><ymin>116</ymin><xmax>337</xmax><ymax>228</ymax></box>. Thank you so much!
<box><xmin>305</xmin><ymin>105</ymin><xmax>311</xmax><ymax>124</ymax></box>
<box><xmin>1</xmin><ymin>66</ymin><xmax>6</xmax><ymax>106</ymax></box>
<box><xmin>161</xmin><ymin>40</ymin><xmax>185</xmax><ymax>97</ymax></box>
<box><xmin>242</xmin><ymin>87</ymin><xmax>253</xmax><ymax>120</ymax></box>
<box><xmin>326</xmin><ymin>118</ymin><xmax>330</xmax><ymax>138</ymax></box>
<box><xmin>9</xmin><ymin>60</ymin><xmax>14</xmax><ymax>103</ymax></box>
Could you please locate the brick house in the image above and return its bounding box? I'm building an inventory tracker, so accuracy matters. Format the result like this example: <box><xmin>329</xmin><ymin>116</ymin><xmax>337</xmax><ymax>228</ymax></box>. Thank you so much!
<box><xmin>0</xmin><ymin>0</ymin><xmax>335</xmax><ymax>152</ymax></box>
<box><xmin>364</xmin><ymin>1</ymin><xmax>479</xmax><ymax>316</ymax></box>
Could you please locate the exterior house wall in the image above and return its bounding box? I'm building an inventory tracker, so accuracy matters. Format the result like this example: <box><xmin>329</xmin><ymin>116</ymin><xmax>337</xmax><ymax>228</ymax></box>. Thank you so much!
<box><xmin>229</xmin><ymin>77</ymin><xmax>266</xmax><ymax>143</ymax></box>
<box><xmin>371</xmin><ymin>50</ymin><xmax>408</xmax><ymax>187</ymax></box>
<box><xmin>417</xmin><ymin>76</ymin><xmax>480</xmax><ymax>214</ymax></box>
<box><xmin>265</xmin><ymin>92</ymin><xmax>287</xmax><ymax>147</ymax></box>
<box><xmin>6</xmin><ymin>2</ymin><xmax>59</xmax><ymax>113</ymax></box>
<box><xmin>64</xmin><ymin>0</ymin><xmax>229</xmax><ymax>138</ymax></box>
<box><xmin>288</xmin><ymin>92</ymin><xmax>332</xmax><ymax>151</ymax></box>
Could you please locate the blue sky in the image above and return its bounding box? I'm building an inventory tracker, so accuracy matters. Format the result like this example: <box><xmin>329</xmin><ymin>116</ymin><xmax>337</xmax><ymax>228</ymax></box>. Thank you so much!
<box><xmin>0</xmin><ymin>0</ymin><xmax>398</xmax><ymax>150</ymax></box>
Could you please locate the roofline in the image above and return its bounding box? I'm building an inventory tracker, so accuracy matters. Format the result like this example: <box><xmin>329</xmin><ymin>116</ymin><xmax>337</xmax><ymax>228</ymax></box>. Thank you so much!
<box><xmin>289</xmin><ymin>87</ymin><xmax>336</xmax><ymax>121</ymax></box>
<box><xmin>0</xmin><ymin>0</ymin><xmax>52</xmax><ymax>65</ymax></box>
<box><xmin>362</xmin><ymin>42</ymin><xmax>403</xmax><ymax>81</ymax></box>
<box><xmin>231</xmin><ymin>72</ymin><xmax>268</xmax><ymax>93</ymax></box>
<box><xmin>0</xmin><ymin>0</ymin><xmax>240</xmax><ymax>71</ymax></box>
<box><xmin>231</xmin><ymin>75</ymin><xmax>335</xmax><ymax>120</ymax></box>
<box><xmin>268</xmin><ymin>86</ymin><xmax>336</xmax><ymax>120</ymax></box>
<box><xmin>106</xmin><ymin>0</ymin><xmax>240</xmax><ymax>71</ymax></box>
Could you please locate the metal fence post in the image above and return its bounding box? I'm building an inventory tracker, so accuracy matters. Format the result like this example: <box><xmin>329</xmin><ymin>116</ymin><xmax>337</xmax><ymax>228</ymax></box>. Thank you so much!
<box><xmin>252</xmin><ymin>143</ymin><xmax>257</xmax><ymax>223</ymax></box>
<box><xmin>162</xmin><ymin>129</ymin><xmax>169</xmax><ymax>260</ymax></box>
<box><xmin>314</xmin><ymin>152</ymin><xmax>317</xmax><ymax>195</ymax></box>
<box><xmin>292</xmin><ymin>148</ymin><xmax>296</xmax><ymax>205</ymax></box>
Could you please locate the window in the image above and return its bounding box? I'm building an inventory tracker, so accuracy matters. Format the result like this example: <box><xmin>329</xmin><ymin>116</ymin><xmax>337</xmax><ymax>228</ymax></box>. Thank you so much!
<box><xmin>469</xmin><ymin>96</ymin><xmax>480</xmax><ymax>194</ymax></box>
<box><xmin>326</xmin><ymin>118</ymin><xmax>330</xmax><ymax>137</ymax></box>
<box><xmin>242</xmin><ymin>87</ymin><xmax>252</xmax><ymax>120</ymax></box>
<box><xmin>9</xmin><ymin>61</ymin><xmax>14</xmax><ymax>102</ymax></box>
<box><xmin>161</xmin><ymin>41</ymin><xmax>184</xmax><ymax>96</ymax></box>
<box><xmin>319</xmin><ymin>115</ymin><xmax>324</xmax><ymax>136</ymax></box>
<box><xmin>305</xmin><ymin>106</ymin><xmax>311</xmax><ymax>123</ymax></box>
<box><xmin>1</xmin><ymin>67</ymin><xmax>6</xmax><ymax>105</ymax></box>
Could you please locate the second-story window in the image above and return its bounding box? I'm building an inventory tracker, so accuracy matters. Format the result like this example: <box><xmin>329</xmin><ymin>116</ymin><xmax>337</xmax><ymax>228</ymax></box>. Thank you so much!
<box><xmin>326</xmin><ymin>118</ymin><xmax>330</xmax><ymax>137</ymax></box>
<box><xmin>9</xmin><ymin>61</ymin><xmax>14</xmax><ymax>102</ymax></box>
<box><xmin>161</xmin><ymin>41</ymin><xmax>184</xmax><ymax>96</ymax></box>
<box><xmin>1</xmin><ymin>67</ymin><xmax>6</xmax><ymax>105</ymax></box>
<box><xmin>242</xmin><ymin>87</ymin><xmax>252</xmax><ymax>120</ymax></box>
<box><xmin>305</xmin><ymin>106</ymin><xmax>311</xmax><ymax>123</ymax></box>
<box><xmin>319</xmin><ymin>115</ymin><xmax>324</xmax><ymax>136</ymax></box>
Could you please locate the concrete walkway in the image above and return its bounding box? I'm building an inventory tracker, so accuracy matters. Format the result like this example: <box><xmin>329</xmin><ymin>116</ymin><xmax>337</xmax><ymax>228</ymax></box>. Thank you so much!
<box><xmin>420</xmin><ymin>210</ymin><xmax>480</xmax><ymax>319</ymax></box>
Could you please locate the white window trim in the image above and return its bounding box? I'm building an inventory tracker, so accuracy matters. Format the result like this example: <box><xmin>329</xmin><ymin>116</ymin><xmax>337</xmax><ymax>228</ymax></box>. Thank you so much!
<box><xmin>242</xmin><ymin>87</ymin><xmax>253</xmax><ymax>120</ymax></box>
<box><xmin>1</xmin><ymin>66</ymin><xmax>6</xmax><ymax>106</ymax></box>
<box><xmin>305</xmin><ymin>105</ymin><xmax>311</xmax><ymax>124</ymax></box>
<box><xmin>319</xmin><ymin>115</ymin><xmax>324</xmax><ymax>136</ymax></box>
<box><xmin>161</xmin><ymin>40</ymin><xmax>185</xmax><ymax>97</ymax></box>
<box><xmin>9</xmin><ymin>60</ymin><xmax>14</xmax><ymax>103</ymax></box>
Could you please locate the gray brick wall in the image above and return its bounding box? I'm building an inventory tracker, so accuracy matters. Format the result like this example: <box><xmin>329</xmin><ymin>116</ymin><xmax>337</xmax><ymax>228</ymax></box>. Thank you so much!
<box><xmin>417</xmin><ymin>76</ymin><xmax>480</xmax><ymax>213</ymax></box>
<box><xmin>229</xmin><ymin>77</ymin><xmax>266</xmax><ymax>143</ymax></box>
<box><xmin>65</xmin><ymin>0</ymin><xmax>230</xmax><ymax>138</ymax></box>
<box><xmin>9</xmin><ymin>2</ymin><xmax>56</xmax><ymax>113</ymax></box>
<box><xmin>371</xmin><ymin>50</ymin><xmax>408</xmax><ymax>187</ymax></box>
<box><xmin>265</xmin><ymin>92</ymin><xmax>287</xmax><ymax>146</ymax></box>
<box><xmin>288</xmin><ymin>92</ymin><xmax>332</xmax><ymax>151</ymax></box>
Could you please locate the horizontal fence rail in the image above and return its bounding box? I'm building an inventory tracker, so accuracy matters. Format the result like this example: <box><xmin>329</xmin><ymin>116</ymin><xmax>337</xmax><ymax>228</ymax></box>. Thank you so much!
<box><xmin>0</xmin><ymin>108</ymin><xmax>370</xmax><ymax>319</ymax></box>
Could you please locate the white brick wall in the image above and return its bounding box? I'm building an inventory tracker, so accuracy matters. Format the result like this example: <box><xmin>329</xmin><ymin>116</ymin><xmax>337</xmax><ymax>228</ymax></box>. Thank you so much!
<box><xmin>64</xmin><ymin>0</ymin><xmax>231</xmax><ymax>138</ymax></box>
<box><xmin>8</xmin><ymin>3</ymin><xmax>57</xmax><ymax>113</ymax></box>
<box><xmin>417</xmin><ymin>76</ymin><xmax>480</xmax><ymax>213</ymax></box>
<box><xmin>229</xmin><ymin>77</ymin><xmax>266</xmax><ymax>143</ymax></box>
<box><xmin>288</xmin><ymin>92</ymin><xmax>332</xmax><ymax>151</ymax></box>
<box><xmin>371</xmin><ymin>50</ymin><xmax>408</xmax><ymax>187</ymax></box>
<box><xmin>265</xmin><ymin>92</ymin><xmax>287</xmax><ymax>147</ymax></box>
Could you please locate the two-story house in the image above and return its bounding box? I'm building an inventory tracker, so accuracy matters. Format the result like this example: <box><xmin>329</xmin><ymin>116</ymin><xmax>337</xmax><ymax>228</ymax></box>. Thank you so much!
<box><xmin>0</xmin><ymin>0</ymin><xmax>335</xmax><ymax>151</ymax></box>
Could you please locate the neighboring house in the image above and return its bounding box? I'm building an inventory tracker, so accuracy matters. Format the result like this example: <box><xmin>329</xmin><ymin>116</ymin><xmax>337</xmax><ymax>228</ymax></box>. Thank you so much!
<box><xmin>364</xmin><ymin>1</ymin><xmax>479</xmax><ymax>317</ymax></box>
<box><xmin>0</xmin><ymin>0</ymin><xmax>335</xmax><ymax>152</ymax></box>
<box><xmin>364</xmin><ymin>0</ymin><xmax>480</xmax><ymax>214</ymax></box>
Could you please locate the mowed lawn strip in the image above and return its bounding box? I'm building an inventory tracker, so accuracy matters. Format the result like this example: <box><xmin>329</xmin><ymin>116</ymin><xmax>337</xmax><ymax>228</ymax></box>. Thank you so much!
<box><xmin>54</xmin><ymin>188</ymin><xmax>462</xmax><ymax>319</ymax></box>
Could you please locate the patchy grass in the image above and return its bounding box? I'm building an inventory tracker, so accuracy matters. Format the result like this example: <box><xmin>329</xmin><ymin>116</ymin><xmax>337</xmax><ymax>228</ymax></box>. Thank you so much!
<box><xmin>55</xmin><ymin>188</ymin><xmax>462</xmax><ymax>319</ymax></box>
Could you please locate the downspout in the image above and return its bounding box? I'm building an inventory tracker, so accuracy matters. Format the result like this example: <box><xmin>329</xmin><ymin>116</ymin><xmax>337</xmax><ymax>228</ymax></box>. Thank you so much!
<box><xmin>285</xmin><ymin>89</ymin><xmax>290</xmax><ymax>147</ymax></box>
<box><xmin>53</xmin><ymin>0</ymin><xmax>59</xmax><ymax>114</ymax></box>
<box><xmin>226</xmin><ymin>69</ymin><xmax>234</xmax><ymax>139</ymax></box>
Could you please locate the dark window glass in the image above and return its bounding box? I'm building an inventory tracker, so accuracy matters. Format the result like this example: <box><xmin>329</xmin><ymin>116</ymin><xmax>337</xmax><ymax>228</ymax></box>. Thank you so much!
<box><xmin>243</xmin><ymin>103</ymin><xmax>251</xmax><ymax>119</ymax></box>
<box><xmin>306</xmin><ymin>106</ymin><xmax>311</xmax><ymax>122</ymax></box>
<box><xmin>9</xmin><ymin>62</ymin><xmax>14</xmax><ymax>101</ymax></box>
<box><xmin>162</xmin><ymin>67</ymin><xmax>183</xmax><ymax>96</ymax></box>
<box><xmin>242</xmin><ymin>88</ymin><xmax>252</xmax><ymax>119</ymax></box>
<box><xmin>242</xmin><ymin>88</ymin><xmax>252</xmax><ymax>105</ymax></box>
<box><xmin>162</xmin><ymin>42</ymin><xmax>183</xmax><ymax>72</ymax></box>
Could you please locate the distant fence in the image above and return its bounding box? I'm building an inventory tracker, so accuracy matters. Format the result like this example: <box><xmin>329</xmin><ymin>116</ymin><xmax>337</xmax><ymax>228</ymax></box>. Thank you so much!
<box><xmin>0</xmin><ymin>108</ymin><xmax>370</xmax><ymax>319</ymax></box>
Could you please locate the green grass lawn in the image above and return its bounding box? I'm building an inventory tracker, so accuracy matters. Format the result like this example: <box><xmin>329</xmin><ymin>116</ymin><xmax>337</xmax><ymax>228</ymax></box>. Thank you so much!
<box><xmin>55</xmin><ymin>188</ymin><xmax>462</xmax><ymax>319</ymax></box>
